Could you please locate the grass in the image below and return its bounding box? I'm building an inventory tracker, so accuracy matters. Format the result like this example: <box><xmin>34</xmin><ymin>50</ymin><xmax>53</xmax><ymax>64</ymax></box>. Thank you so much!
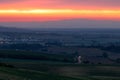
<box><xmin>0</xmin><ymin>67</ymin><xmax>81</xmax><ymax>80</ymax></box>
<box><xmin>0</xmin><ymin>65</ymin><xmax>120</xmax><ymax>80</ymax></box>
<box><xmin>0</xmin><ymin>50</ymin><xmax>120</xmax><ymax>80</ymax></box>
<box><xmin>0</xmin><ymin>60</ymin><xmax>120</xmax><ymax>80</ymax></box>
<box><xmin>0</xmin><ymin>50</ymin><xmax>74</xmax><ymax>62</ymax></box>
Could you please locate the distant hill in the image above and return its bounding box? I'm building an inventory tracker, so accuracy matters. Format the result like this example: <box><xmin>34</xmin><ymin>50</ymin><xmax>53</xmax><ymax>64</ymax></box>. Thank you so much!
<box><xmin>1</xmin><ymin>19</ymin><xmax>120</xmax><ymax>29</ymax></box>
<box><xmin>0</xmin><ymin>26</ymin><xmax>31</xmax><ymax>32</ymax></box>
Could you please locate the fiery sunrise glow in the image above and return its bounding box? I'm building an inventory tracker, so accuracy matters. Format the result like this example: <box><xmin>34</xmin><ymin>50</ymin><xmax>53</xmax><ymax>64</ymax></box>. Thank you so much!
<box><xmin>0</xmin><ymin>9</ymin><xmax>120</xmax><ymax>14</ymax></box>
<box><xmin>0</xmin><ymin>9</ymin><xmax>120</xmax><ymax>22</ymax></box>
<box><xmin>0</xmin><ymin>0</ymin><xmax>120</xmax><ymax>22</ymax></box>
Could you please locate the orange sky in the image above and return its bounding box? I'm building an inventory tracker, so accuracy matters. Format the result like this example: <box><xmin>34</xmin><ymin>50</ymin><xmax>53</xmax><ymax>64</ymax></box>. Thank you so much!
<box><xmin>0</xmin><ymin>0</ymin><xmax>120</xmax><ymax>22</ymax></box>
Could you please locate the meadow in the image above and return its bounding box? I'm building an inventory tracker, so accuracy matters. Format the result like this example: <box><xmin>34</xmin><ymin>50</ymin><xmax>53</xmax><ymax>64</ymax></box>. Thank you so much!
<box><xmin>0</xmin><ymin>58</ymin><xmax>120</xmax><ymax>80</ymax></box>
<box><xmin>0</xmin><ymin>50</ymin><xmax>120</xmax><ymax>80</ymax></box>
<box><xmin>0</xmin><ymin>63</ymin><xmax>120</xmax><ymax>80</ymax></box>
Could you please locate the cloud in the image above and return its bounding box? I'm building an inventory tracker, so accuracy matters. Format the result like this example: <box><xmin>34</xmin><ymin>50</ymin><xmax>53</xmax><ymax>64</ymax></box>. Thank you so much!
<box><xmin>58</xmin><ymin>0</ymin><xmax>120</xmax><ymax>9</ymax></box>
<box><xmin>62</xmin><ymin>0</ymin><xmax>120</xmax><ymax>4</ymax></box>
<box><xmin>0</xmin><ymin>0</ymin><xmax>27</xmax><ymax>3</ymax></box>
<box><xmin>0</xmin><ymin>0</ymin><xmax>120</xmax><ymax>6</ymax></box>
<box><xmin>0</xmin><ymin>0</ymin><xmax>120</xmax><ymax>10</ymax></box>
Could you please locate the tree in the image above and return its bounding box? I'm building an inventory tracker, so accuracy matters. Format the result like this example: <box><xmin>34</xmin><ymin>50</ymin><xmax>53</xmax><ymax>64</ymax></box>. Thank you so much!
<box><xmin>102</xmin><ymin>52</ymin><xmax>108</xmax><ymax>58</ymax></box>
<box><xmin>83</xmin><ymin>60</ymin><xmax>90</xmax><ymax>64</ymax></box>
<box><xmin>116</xmin><ymin>58</ymin><xmax>120</xmax><ymax>63</ymax></box>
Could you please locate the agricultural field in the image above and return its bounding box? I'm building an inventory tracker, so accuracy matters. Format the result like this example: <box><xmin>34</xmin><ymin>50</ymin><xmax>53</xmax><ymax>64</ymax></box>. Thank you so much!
<box><xmin>0</xmin><ymin>66</ymin><xmax>80</xmax><ymax>80</ymax></box>
<box><xmin>0</xmin><ymin>63</ymin><xmax>120</xmax><ymax>80</ymax></box>
<box><xmin>0</xmin><ymin>49</ymin><xmax>119</xmax><ymax>80</ymax></box>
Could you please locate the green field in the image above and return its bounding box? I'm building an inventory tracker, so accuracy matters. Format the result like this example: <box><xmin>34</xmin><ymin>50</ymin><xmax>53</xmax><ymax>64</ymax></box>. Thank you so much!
<box><xmin>0</xmin><ymin>60</ymin><xmax>120</xmax><ymax>80</ymax></box>
<box><xmin>0</xmin><ymin>50</ymin><xmax>120</xmax><ymax>80</ymax></box>
<box><xmin>0</xmin><ymin>66</ymin><xmax>82</xmax><ymax>80</ymax></box>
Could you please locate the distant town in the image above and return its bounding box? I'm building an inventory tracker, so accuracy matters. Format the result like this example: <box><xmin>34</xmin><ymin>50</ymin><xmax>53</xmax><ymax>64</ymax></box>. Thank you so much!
<box><xmin>0</xmin><ymin>28</ymin><xmax>120</xmax><ymax>64</ymax></box>
<box><xmin>0</xmin><ymin>29</ymin><xmax>120</xmax><ymax>47</ymax></box>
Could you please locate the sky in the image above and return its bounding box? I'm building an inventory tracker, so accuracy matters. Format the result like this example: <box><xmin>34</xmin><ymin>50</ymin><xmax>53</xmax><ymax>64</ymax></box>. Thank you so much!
<box><xmin>0</xmin><ymin>0</ymin><xmax>120</xmax><ymax>28</ymax></box>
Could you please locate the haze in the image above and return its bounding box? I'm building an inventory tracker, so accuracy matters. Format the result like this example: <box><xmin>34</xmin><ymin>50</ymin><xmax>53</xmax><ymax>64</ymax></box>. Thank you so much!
<box><xmin>0</xmin><ymin>0</ymin><xmax>120</xmax><ymax>28</ymax></box>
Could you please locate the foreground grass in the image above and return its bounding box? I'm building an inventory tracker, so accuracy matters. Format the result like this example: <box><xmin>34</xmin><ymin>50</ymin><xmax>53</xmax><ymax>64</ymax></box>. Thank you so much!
<box><xmin>0</xmin><ymin>63</ymin><xmax>120</xmax><ymax>80</ymax></box>
<box><xmin>0</xmin><ymin>67</ymin><xmax>81</xmax><ymax>80</ymax></box>
<box><xmin>0</xmin><ymin>50</ymin><xmax>119</xmax><ymax>80</ymax></box>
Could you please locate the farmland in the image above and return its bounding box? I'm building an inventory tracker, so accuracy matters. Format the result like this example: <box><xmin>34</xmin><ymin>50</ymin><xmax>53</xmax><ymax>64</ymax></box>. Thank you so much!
<box><xmin>0</xmin><ymin>62</ymin><xmax>120</xmax><ymax>80</ymax></box>
<box><xmin>0</xmin><ymin>28</ymin><xmax>120</xmax><ymax>80</ymax></box>
<box><xmin>0</xmin><ymin>50</ymin><xmax>119</xmax><ymax>80</ymax></box>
